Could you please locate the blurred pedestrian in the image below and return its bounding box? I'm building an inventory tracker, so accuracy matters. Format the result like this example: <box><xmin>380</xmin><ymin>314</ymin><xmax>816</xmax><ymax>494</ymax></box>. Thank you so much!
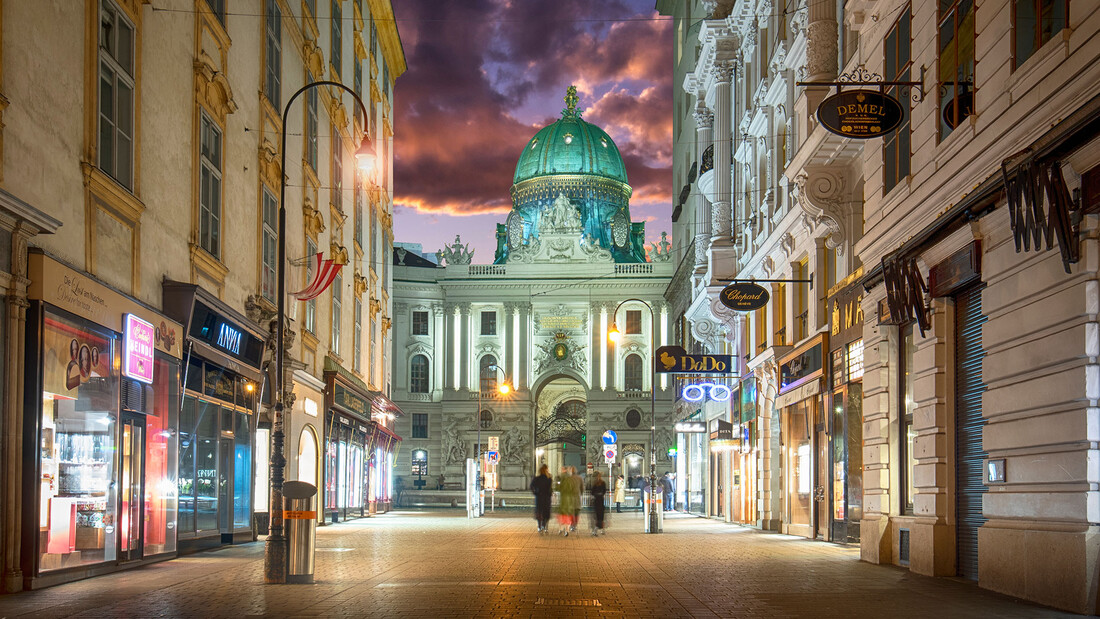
<box><xmin>556</xmin><ymin>467</ymin><xmax>580</xmax><ymax>536</ymax></box>
<box><xmin>530</xmin><ymin>464</ymin><xmax>553</xmax><ymax>534</ymax></box>
<box><xmin>569</xmin><ymin>466</ymin><xmax>582</xmax><ymax>531</ymax></box>
<box><xmin>589</xmin><ymin>471</ymin><xmax>607</xmax><ymax>535</ymax></box>
<box><xmin>614</xmin><ymin>474</ymin><xmax>625</xmax><ymax>513</ymax></box>
<box><xmin>661</xmin><ymin>472</ymin><xmax>674</xmax><ymax>511</ymax></box>
<box><xmin>639</xmin><ymin>475</ymin><xmax>650</xmax><ymax>511</ymax></box>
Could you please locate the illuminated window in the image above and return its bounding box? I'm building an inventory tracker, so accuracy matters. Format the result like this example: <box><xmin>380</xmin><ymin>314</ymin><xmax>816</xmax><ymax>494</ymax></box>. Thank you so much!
<box><xmin>624</xmin><ymin>354</ymin><xmax>643</xmax><ymax>391</ymax></box>
<box><xmin>331</xmin><ymin>271</ymin><xmax>342</xmax><ymax>353</ymax></box>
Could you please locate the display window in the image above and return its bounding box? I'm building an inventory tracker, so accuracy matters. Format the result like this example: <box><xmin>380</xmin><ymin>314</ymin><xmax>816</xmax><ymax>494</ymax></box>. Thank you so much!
<box><xmin>143</xmin><ymin>354</ymin><xmax>180</xmax><ymax>556</ymax></box>
<box><xmin>783</xmin><ymin>398</ymin><xmax>814</xmax><ymax>531</ymax></box>
<box><xmin>38</xmin><ymin>311</ymin><xmax>121</xmax><ymax>572</ymax></box>
<box><xmin>177</xmin><ymin>358</ymin><xmax>255</xmax><ymax>538</ymax></box>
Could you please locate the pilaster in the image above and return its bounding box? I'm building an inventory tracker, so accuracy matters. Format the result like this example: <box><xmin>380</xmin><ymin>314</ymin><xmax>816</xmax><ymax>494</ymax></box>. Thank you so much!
<box><xmin>459</xmin><ymin>302</ymin><xmax>471</xmax><ymax>391</ymax></box>
<box><xmin>711</xmin><ymin>61</ymin><xmax>734</xmax><ymax>246</ymax></box>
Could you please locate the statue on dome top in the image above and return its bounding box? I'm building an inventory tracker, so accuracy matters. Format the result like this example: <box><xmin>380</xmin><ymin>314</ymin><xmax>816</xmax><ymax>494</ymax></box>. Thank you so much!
<box><xmin>562</xmin><ymin>85</ymin><xmax>582</xmax><ymax>119</ymax></box>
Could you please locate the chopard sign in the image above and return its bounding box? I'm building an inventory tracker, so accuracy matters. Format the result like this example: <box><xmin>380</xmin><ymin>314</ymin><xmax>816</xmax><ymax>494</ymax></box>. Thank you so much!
<box><xmin>718</xmin><ymin>282</ymin><xmax>770</xmax><ymax>311</ymax></box>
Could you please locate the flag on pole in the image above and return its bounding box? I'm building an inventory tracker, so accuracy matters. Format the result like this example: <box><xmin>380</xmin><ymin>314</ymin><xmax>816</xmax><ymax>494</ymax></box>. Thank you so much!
<box><xmin>291</xmin><ymin>253</ymin><xmax>343</xmax><ymax>301</ymax></box>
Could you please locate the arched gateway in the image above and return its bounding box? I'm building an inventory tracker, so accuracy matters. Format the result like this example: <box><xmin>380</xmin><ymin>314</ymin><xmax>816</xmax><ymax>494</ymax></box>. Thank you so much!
<box><xmin>391</xmin><ymin>87</ymin><xmax>676</xmax><ymax>492</ymax></box>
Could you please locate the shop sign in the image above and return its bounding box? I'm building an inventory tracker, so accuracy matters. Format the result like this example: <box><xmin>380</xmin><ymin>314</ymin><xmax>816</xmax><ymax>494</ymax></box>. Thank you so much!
<box><xmin>123</xmin><ymin>314</ymin><xmax>155</xmax><ymax>384</ymax></box>
<box><xmin>28</xmin><ymin>252</ymin><xmax>182</xmax><ymax>358</ymax></box>
<box><xmin>709</xmin><ymin>419</ymin><xmax>734</xmax><ymax>441</ymax></box>
<box><xmin>929</xmin><ymin>241</ymin><xmax>981</xmax><ymax>298</ymax></box>
<box><xmin>674</xmin><ymin>421</ymin><xmax>706</xmax><ymax>433</ymax></box>
<box><xmin>655</xmin><ymin>345</ymin><xmax>733</xmax><ymax>374</ymax></box>
<box><xmin>828</xmin><ymin>278</ymin><xmax>865</xmax><ymax>349</ymax></box>
<box><xmin>333</xmin><ymin>384</ymin><xmax>368</xmax><ymax>418</ymax></box>
<box><xmin>780</xmin><ymin>339</ymin><xmax>823</xmax><ymax>392</ymax></box>
<box><xmin>775</xmin><ymin>379</ymin><xmax>821</xmax><ymax>409</ymax></box>
<box><xmin>817</xmin><ymin>90</ymin><xmax>904</xmax><ymax>139</ymax></box>
<box><xmin>189</xmin><ymin>302</ymin><xmax>264</xmax><ymax>368</ymax></box>
<box><xmin>681</xmin><ymin>382</ymin><xmax>732</xmax><ymax>402</ymax></box>
<box><xmin>718</xmin><ymin>282</ymin><xmax>770</xmax><ymax>311</ymax></box>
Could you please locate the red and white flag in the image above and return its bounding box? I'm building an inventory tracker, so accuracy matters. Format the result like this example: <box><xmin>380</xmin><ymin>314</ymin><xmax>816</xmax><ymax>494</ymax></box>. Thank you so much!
<box><xmin>291</xmin><ymin>253</ymin><xmax>343</xmax><ymax>301</ymax></box>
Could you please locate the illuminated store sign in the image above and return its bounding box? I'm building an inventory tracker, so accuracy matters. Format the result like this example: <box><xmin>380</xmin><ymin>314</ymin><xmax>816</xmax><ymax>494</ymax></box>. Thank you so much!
<box><xmin>674</xmin><ymin>421</ymin><xmax>706</xmax><ymax>433</ymax></box>
<box><xmin>216</xmin><ymin>323</ymin><xmax>242</xmax><ymax>356</ymax></box>
<box><xmin>681</xmin><ymin>382</ymin><xmax>732</xmax><ymax>402</ymax></box>
<box><xmin>123</xmin><ymin>313</ymin><xmax>155</xmax><ymax>384</ymax></box>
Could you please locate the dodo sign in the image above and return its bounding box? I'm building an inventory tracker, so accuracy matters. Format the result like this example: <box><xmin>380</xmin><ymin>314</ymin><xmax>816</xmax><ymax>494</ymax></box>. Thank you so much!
<box><xmin>719</xmin><ymin>282</ymin><xmax>770</xmax><ymax>312</ymax></box>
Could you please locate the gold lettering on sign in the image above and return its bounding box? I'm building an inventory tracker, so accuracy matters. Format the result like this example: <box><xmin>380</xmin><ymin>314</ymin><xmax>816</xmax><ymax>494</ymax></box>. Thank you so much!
<box><xmin>539</xmin><ymin>316</ymin><xmax>582</xmax><ymax>331</ymax></box>
<box><xmin>831</xmin><ymin>301</ymin><xmax>840</xmax><ymax>336</ymax></box>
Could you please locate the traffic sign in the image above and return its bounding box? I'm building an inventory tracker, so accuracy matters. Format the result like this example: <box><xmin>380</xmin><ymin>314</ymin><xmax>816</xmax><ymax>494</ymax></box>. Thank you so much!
<box><xmin>604</xmin><ymin>445</ymin><xmax>618</xmax><ymax>464</ymax></box>
<box><xmin>602</xmin><ymin>430</ymin><xmax>617</xmax><ymax>445</ymax></box>
<box><xmin>488</xmin><ymin>436</ymin><xmax>499</xmax><ymax>451</ymax></box>
<box><xmin>485</xmin><ymin>451</ymin><xmax>499</xmax><ymax>465</ymax></box>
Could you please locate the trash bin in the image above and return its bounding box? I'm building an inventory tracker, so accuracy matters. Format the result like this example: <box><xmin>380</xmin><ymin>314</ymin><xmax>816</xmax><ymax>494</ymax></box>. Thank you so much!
<box><xmin>283</xmin><ymin>481</ymin><xmax>317</xmax><ymax>584</ymax></box>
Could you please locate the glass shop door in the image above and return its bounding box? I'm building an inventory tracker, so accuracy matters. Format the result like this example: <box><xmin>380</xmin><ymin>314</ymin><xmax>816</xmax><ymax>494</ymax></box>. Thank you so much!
<box><xmin>119</xmin><ymin>413</ymin><xmax>146</xmax><ymax>562</ymax></box>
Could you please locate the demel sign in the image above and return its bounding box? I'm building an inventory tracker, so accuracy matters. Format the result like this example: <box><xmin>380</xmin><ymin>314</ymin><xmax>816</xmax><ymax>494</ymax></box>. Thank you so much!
<box><xmin>719</xmin><ymin>282</ymin><xmax>770</xmax><ymax>312</ymax></box>
<box><xmin>817</xmin><ymin>90</ymin><xmax>904</xmax><ymax>139</ymax></box>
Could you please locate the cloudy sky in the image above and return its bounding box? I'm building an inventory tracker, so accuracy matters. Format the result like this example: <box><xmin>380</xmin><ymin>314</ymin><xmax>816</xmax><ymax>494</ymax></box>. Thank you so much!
<box><xmin>392</xmin><ymin>0</ymin><xmax>674</xmax><ymax>263</ymax></box>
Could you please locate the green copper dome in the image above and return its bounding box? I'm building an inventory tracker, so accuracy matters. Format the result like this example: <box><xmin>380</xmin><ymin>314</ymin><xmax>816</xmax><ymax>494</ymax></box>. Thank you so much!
<box><xmin>512</xmin><ymin>90</ymin><xmax>628</xmax><ymax>185</ymax></box>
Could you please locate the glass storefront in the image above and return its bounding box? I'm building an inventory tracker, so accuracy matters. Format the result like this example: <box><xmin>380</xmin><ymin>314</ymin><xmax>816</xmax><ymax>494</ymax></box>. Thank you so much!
<box><xmin>324</xmin><ymin>413</ymin><xmax>369</xmax><ymax>521</ymax></box>
<box><xmin>177</xmin><ymin>357</ymin><xmax>255</xmax><ymax>540</ymax></box>
<box><xmin>143</xmin><ymin>354</ymin><xmax>180</xmax><ymax>556</ymax></box>
<box><xmin>38</xmin><ymin>310</ymin><xmax>120</xmax><ymax>572</ymax></box>
<box><xmin>782</xmin><ymin>397</ymin><xmax>815</xmax><ymax>537</ymax></box>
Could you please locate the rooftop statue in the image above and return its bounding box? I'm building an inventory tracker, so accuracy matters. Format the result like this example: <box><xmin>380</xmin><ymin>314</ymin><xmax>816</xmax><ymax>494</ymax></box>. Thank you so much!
<box><xmin>437</xmin><ymin>234</ymin><xmax>474</xmax><ymax>266</ymax></box>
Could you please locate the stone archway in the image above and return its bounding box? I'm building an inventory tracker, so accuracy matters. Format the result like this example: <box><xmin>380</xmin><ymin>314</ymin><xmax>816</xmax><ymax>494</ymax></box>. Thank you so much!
<box><xmin>533</xmin><ymin>376</ymin><xmax>588</xmax><ymax>477</ymax></box>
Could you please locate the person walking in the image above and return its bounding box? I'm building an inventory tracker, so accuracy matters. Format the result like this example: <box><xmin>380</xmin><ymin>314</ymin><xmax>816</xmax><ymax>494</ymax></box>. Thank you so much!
<box><xmin>661</xmin><ymin>472</ymin><xmax>674</xmax><ymax>512</ymax></box>
<box><xmin>556</xmin><ymin>467</ymin><xmax>580</xmax><ymax>535</ymax></box>
<box><xmin>589</xmin><ymin>471</ymin><xmax>608</xmax><ymax>535</ymax></box>
<box><xmin>614</xmin><ymin>475</ymin><xmax>625</xmax><ymax>513</ymax></box>
<box><xmin>638</xmin><ymin>475</ymin><xmax>650</xmax><ymax>511</ymax></box>
<box><xmin>530</xmin><ymin>464</ymin><xmax>553</xmax><ymax>534</ymax></box>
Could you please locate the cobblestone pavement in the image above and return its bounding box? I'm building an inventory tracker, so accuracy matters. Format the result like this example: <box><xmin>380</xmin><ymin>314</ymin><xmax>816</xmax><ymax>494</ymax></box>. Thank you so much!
<box><xmin>0</xmin><ymin>510</ymin><xmax>1080</xmax><ymax>618</ymax></box>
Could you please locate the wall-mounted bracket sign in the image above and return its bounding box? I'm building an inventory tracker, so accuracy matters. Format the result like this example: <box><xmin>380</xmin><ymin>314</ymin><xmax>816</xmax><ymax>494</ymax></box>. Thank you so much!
<box><xmin>655</xmin><ymin>345</ymin><xmax>733</xmax><ymax>374</ymax></box>
<box><xmin>798</xmin><ymin>64</ymin><xmax>926</xmax><ymax>140</ymax></box>
<box><xmin>816</xmin><ymin>90</ymin><xmax>904</xmax><ymax>139</ymax></box>
<box><xmin>718</xmin><ymin>282</ymin><xmax>770</xmax><ymax>311</ymax></box>
<box><xmin>674</xmin><ymin>421</ymin><xmax>706</xmax><ymax>433</ymax></box>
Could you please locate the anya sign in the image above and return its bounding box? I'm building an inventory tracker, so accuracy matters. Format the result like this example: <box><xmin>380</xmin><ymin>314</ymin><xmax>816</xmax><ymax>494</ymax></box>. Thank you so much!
<box><xmin>817</xmin><ymin>90</ymin><xmax>904</xmax><ymax>139</ymax></box>
<box><xmin>718</xmin><ymin>282</ymin><xmax>770</xmax><ymax>311</ymax></box>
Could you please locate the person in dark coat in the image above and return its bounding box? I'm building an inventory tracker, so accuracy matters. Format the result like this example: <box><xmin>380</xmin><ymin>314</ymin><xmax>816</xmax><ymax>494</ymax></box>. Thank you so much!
<box><xmin>589</xmin><ymin>471</ymin><xmax>608</xmax><ymax>535</ymax></box>
<box><xmin>661</xmin><ymin>472</ymin><xmax>674</xmax><ymax>511</ymax></box>
<box><xmin>530</xmin><ymin>464</ymin><xmax>553</xmax><ymax>533</ymax></box>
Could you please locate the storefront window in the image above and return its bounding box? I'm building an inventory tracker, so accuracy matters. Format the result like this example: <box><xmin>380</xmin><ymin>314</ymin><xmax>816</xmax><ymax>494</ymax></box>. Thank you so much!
<box><xmin>39</xmin><ymin>311</ymin><xmax>120</xmax><ymax>572</ymax></box>
<box><xmin>784</xmin><ymin>398</ymin><xmax>813</xmax><ymax>529</ymax></box>
<box><xmin>145</xmin><ymin>354</ymin><xmax>180</xmax><ymax>556</ymax></box>
<box><xmin>298</xmin><ymin>428</ymin><xmax>317</xmax><ymax>487</ymax></box>
<box><xmin>233</xmin><ymin>410</ymin><xmax>251</xmax><ymax>528</ymax></box>
<box><xmin>902</xmin><ymin>324</ymin><xmax>917</xmax><ymax>514</ymax></box>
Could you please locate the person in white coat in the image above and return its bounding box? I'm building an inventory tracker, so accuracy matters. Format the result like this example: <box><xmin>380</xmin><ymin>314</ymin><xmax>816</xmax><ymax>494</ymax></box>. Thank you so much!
<box><xmin>614</xmin><ymin>475</ymin><xmax>626</xmax><ymax>513</ymax></box>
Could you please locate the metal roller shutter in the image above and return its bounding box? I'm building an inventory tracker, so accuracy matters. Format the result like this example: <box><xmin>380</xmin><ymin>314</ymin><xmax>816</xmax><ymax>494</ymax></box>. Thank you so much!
<box><xmin>955</xmin><ymin>284</ymin><xmax>987</xmax><ymax>580</ymax></box>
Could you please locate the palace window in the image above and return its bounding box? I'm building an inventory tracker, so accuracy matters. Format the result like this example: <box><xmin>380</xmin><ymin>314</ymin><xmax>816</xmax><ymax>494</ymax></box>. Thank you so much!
<box><xmin>199</xmin><ymin>114</ymin><xmax>223</xmax><ymax>258</ymax></box>
<box><xmin>938</xmin><ymin>0</ymin><xmax>976</xmax><ymax>140</ymax></box>
<box><xmin>353</xmin><ymin>298</ymin><xmax>362</xmax><ymax>373</ymax></box>
<box><xmin>305</xmin><ymin>238</ymin><xmax>317</xmax><ymax>333</ymax></box>
<box><xmin>206</xmin><ymin>0</ymin><xmax>226</xmax><ymax>26</ymax></box>
<box><xmin>331</xmin><ymin>271</ymin><xmax>342</xmax><ymax>353</ymax></box>
<box><xmin>625</xmin><ymin>309</ymin><xmax>642</xmax><ymax>335</ymax></box>
<box><xmin>330</xmin><ymin>0</ymin><xmax>342</xmax><ymax>79</ymax></box>
<box><xmin>481</xmin><ymin>310</ymin><xmax>497</xmax><ymax>336</ymax></box>
<box><xmin>1014</xmin><ymin>0</ymin><xmax>1067</xmax><ymax>68</ymax></box>
<box><xmin>410</xmin><ymin>355</ymin><xmax>429</xmax><ymax>394</ymax></box>
<box><xmin>98</xmin><ymin>0</ymin><xmax>135</xmax><ymax>189</ymax></box>
<box><xmin>884</xmin><ymin>6</ymin><xmax>912</xmax><ymax>194</ymax></box>
<box><xmin>261</xmin><ymin>189</ymin><xmax>277</xmax><ymax>301</ymax></box>
<box><xmin>479</xmin><ymin>355</ymin><xmax>498</xmax><ymax>392</ymax></box>
<box><xmin>624</xmin><ymin>354</ymin><xmax>643</xmax><ymax>391</ymax></box>
<box><xmin>264</xmin><ymin>0</ymin><xmax>281</xmax><ymax>109</ymax></box>
<box><xmin>412</xmin><ymin>413</ymin><xmax>428</xmax><ymax>439</ymax></box>
<box><xmin>412</xmin><ymin>311</ymin><xmax>429</xmax><ymax>336</ymax></box>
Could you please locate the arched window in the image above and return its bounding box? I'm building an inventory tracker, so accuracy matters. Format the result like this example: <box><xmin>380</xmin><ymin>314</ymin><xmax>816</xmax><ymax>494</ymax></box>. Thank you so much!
<box><xmin>479</xmin><ymin>354</ymin><xmax>498</xmax><ymax>392</ymax></box>
<box><xmin>410</xmin><ymin>354</ymin><xmax>429</xmax><ymax>393</ymax></box>
<box><xmin>479</xmin><ymin>410</ymin><xmax>493</xmax><ymax>429</ymax></box>
<box><xmin>624</xmin><ymin>354</ymin><xmax>643</xmax><ymax>391</ymax></box>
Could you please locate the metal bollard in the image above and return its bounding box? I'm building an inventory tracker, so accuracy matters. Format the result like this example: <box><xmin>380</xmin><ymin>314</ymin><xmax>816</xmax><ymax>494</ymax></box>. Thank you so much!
<box><xmin>283</xmin><ymin>481</ymin><xmax>318</xmax><ymax>584</ymax></box>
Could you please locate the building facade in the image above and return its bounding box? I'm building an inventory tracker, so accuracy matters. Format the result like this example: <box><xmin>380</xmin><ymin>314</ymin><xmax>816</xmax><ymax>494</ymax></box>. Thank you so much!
<box><xmin>665</xmin><ymin>0</ymin><xmax>1100</xmax><ymax>613</ymax></box>
<box><xmin>393</xmin><ymin>90</ymin><xmax>676</xmax><ymax>491</ymax></box>
<box><xmin>0</xmin><ymin>0</ymin><xmax>404</xmax><ymax>591</ymax></box>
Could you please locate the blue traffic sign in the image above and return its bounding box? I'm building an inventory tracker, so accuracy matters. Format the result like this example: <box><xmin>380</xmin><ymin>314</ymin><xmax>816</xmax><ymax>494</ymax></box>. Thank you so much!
<box><xmin>602</xmin><ymin>430</ymin><xmax>617</xmax><ymax>445</ymax></box>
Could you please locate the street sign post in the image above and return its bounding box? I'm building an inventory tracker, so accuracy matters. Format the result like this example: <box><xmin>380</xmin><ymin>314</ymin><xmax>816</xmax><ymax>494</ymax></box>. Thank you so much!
<box><xmin>488</xmin><ymin>436</ymin><xmax>499</xmax><ymax>451</ymax></box>
<box><xmin>602</xmin><ymin>430</ymin><xmax>617</xmax><ymax>445</ymax></box>
<box><xmin>604</xmin><ymin>445</ymin><xmax>618</xmax><ymax>464</ymax></box>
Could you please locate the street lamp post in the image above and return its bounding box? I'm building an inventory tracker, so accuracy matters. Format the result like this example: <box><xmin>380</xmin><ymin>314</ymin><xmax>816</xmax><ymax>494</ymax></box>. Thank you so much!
<box><xmin>475</xmin><ymin>364</ymin><xmax>511</xmax><ymax>516</ymax></box>
<box><xmin>266</xmin><ymin>81</ymin><xmax>373</xmax><ymax>584</ymax></box>
<box><xmin>607</xmin><ymin>298</ymin><xmax>660</xmax><ymax>534</ymax></box>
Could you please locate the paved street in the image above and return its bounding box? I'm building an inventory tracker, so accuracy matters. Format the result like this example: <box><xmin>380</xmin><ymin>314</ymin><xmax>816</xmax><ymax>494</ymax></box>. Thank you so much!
<box><xmin>0</xmin><ymin>510</ymin><xmax>1078</xmax><ymax>618</ymax></box>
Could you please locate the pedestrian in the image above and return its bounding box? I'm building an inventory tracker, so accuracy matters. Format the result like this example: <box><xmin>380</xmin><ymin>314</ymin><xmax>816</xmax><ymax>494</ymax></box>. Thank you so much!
<box><xmin>556</xmin><ymin>467</ymin><xmax>580</xmax><ymax>536</ymax></box>
<box><xmin>530</xmin><ymin>464</ymin><xmax>553</xmax><ymax>534</ymax></box>
<box><xmin>661</xmin><ymin>472</ymin><xmax>674</xmax><ymax>511</ymax></box>
<box><xmin>570</xmin><ymin>466</ymin><xmax>582</xmax><ymax>531</ymax></box>
<box><xmin>436</xmin><ymin>473</ymin><xmax>445</xmax><ymax>491</ymax></box>
<box><xmin>614</xmin><ymin>474</ymin><xmax>625</xmax><ymax>513</ymax></box>
<box><xmin>639</xmin><ymin>475</ymin><xmax>650</xmax><ymax>512</ymax></box>
<box><xmin>589</xmin><ymin>471</ymin><xmax>607</xmax><ymax>535</ymax></box>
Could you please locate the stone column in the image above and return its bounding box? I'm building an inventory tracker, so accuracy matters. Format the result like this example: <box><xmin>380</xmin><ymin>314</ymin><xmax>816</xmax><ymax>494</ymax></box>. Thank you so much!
<box><xmin>693</xmin><ymin>101</ymin><xmax>714</xmax><ymax>274</ymax></box>
<box><xmin>756</xmin><ymin>359</ymin><xmax>782</xmax><ymax>531</ymax></box>
<box><xmin>806</xmin><ymin>0</ymin><xmax>839</xmax><ymax>82</ymax></box>
<box><xmin>432</xmin><ymin>303</ymin><xmax>445</xmax><ymax>392</ymax></box>
<box><xmin>3</xmin><ymin>223</ymin><xmax>32</xmax><ymax>592</ymax></box>
<box><xmin>605</xmin><ymin>302</ymin><xmax>616</xmax><ymax>391</ymax></box>
<box><xmin>442</xmin><ymin>303</ymin><xmax>455</xmax><ymax>390</ymax></box>
<box><xmin>459</xmin><ymin>303</ymin><xmax>471</xmax><ymax>391</ymax></box>
<box><xmin>503</xmin><ymin>302</ymin><xmax>515</xmax><ymax>382</ymax></box>
<box><xmin>589</xmin><ymin>301</ymin><xmax>602</xmax><ymax>390</ymax></box>
<box><xmin>517</xmin><ymin>302</ymin><xmax>530</xmax><ymax>391</ymax></box>
<box><xmin>712</xmin><ymin>62</ymin><xmax>734</xmax><ymax>246</ymax></box>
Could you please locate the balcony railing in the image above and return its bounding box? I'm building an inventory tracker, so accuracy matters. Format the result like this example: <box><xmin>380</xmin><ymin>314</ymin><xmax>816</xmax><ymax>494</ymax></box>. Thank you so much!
<box><xmin>615</xmin><ymin>264</ymin><xmax>653</xmax><ymax>275</ymax></box>
<box><xmin>469</xmin><ymin>265</ymin><xmax>506</xmax><ymax>276</ymax></box>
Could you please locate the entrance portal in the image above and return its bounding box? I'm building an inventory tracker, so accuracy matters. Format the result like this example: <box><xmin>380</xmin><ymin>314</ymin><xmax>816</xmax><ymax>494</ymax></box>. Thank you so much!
<box><xmin>534</xmin><ymin>377</ymin><xmax>587</xmax><ymax>476</ymax></box>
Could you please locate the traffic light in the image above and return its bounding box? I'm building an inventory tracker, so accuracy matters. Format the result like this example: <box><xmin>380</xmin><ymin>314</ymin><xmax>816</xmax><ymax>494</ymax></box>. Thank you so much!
<box><xmin>581</xmin><ymin>434</ymin><xmax>586</xmax><ymax>447</ymax></box>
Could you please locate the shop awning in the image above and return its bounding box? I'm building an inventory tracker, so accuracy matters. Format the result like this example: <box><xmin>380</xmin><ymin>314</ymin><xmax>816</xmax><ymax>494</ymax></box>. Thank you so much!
<box><xmin>368</xmin><ymin>390</ymin><xmax>405</xmax><ymax>418</ymax></box>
